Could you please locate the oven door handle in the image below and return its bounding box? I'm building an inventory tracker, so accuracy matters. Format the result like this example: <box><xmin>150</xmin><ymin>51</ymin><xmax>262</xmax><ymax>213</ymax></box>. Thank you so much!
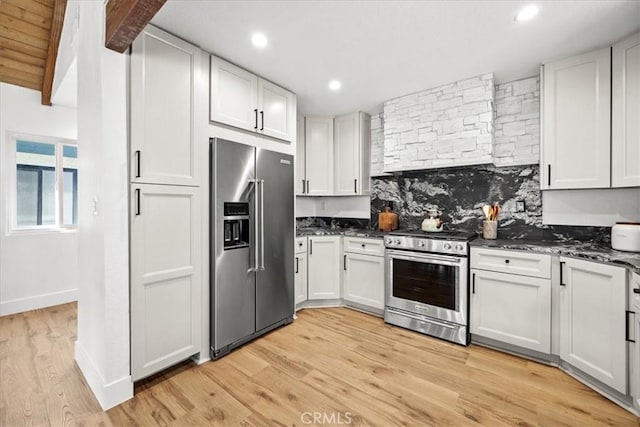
<box><xmin>386</xmin><ymin>251</ymin><xmax>463</xmax><ymax>267</ymax></box>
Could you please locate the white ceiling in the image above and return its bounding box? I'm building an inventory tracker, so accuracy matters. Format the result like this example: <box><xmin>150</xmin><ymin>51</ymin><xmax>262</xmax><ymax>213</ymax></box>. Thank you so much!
<box><xmin>152</xmin><ymin>0</ymin><xmax>640</xmax><ymax>116</ymax></box>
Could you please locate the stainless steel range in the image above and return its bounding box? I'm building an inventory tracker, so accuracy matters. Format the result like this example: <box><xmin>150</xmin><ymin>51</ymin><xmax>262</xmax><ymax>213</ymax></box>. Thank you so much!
<box><xmin>384</xmin><ymin>229</ymin><xmax>477</xmax><ymax>346</ymax></box>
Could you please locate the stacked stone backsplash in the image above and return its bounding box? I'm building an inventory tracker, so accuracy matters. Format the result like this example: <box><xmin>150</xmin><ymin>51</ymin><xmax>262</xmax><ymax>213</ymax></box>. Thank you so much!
<box><xmin>383</xmin><ymin>73</ymin><xmax>495</xmax><ymax>172</ymax></box>
<box><xmin>370</xmin><ymin>164</ymin><xmax>610</xmax><ymax>244</ymax></box>
<box><xmin>493</xmin><ymin>76</ymin><xmax>540</xmax><ymax>166</ymax></box>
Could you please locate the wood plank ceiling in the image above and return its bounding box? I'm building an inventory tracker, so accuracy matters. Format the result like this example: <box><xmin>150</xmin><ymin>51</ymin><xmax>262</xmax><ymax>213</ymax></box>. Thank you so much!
<box><xmin>0</xmin><ymin>0</ymin><xmax>67</xmax><ymax>105</ymax></box>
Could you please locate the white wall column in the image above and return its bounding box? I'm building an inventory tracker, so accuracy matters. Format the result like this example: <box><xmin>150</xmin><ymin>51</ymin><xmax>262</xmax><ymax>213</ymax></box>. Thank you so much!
<box><xmin>74</xmin><ymin>1</ymin><xmax>132</xmax><ymax>410</ymax></box>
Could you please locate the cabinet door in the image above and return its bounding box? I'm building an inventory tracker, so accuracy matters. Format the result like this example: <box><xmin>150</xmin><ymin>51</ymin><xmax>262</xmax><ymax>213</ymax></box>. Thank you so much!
<box><xmin>130</xmin><ymin>184</ymin><xmax>201</xmax><ymax>381</ymax></box>
<box><xmin>295</xmin><ymin>115</ymin><xmax>306</xmax><ymax>195</ymax></box>
<box><xmin>258</xmin><ymin>78</ymin><xmax>296</xmax><ymax>142</ymax></box>
<box><xmin>360</xmin><ymin>113</ymin><xmax>372</xmax><ymax>195</ymax></box>
<box><xmin>559</xmin><ymin>257</ymin><xmax>627</xmax><ymax>393</ymax></box>
<box><xmin>334</xmin><ymin>113</ymin><xmax>360</xmax><ymax>195</ymax></box>
<box><xmin>304</xmin><ymin>117</ymin><xmax>334</xmax><ymax>196</ymax></box>
<box><xmin>131</xmin><ymin>26</ymin><xmax>200</xmax><ymax>186</ymax></box>
<box><xmin>612</xmin><ymin>32</ymin><xmax>640</xmax><ymax>188</ymax></box>
<box><xmin>307</xmin><ymin>236</ymin><xmax>341</xmax><ymax>299</ymax></box>
<box><xmin>295</xmin><ymin>252</ymin><xmax>308</xmax><ymax>306</ymax></box>
<box><xmin>210</xmin><ymin>55</ymin><xmax>258</xmax><ymax>131</ymax></box>
<box><xmin>542</xmin><ymin>48</ymin><xmax>611</xmax><ymax>189</ymax></box>
<box><xmin>470</xmin><ymin>269</ymin><xmax>551</xmax><ymax>353</ymax></box>
<box><xmin>343</xmin><ymin>253</ymin><xmax>384</xmax><ymax>311</ymax></box>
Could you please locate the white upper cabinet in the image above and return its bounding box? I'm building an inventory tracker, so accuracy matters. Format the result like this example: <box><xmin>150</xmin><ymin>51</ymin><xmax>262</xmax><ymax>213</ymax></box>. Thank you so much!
<box><xmin>541</xmin><ymin>47</ymin><xmax>611</xmax><ymax>189</ymax></box>
<box><xmin>210</xmin><ymin>56</ymin><xmax>258</xmax><ymax>132</ymax></box>
<box><xmin>612</xmin><ymin>32</ymin><xmax>640</xmax><ymax>188</ymax></box>
<box><xmin>210</xmin><ymin>55</ymin><xmax>296</xmax><ymax>142</ymax></box>
<box><xmin>304</xmin><ymin>116</ymin><xmax>334</xmax><ymax>196</ymax></box>
<box><xmin>258</xmin><ymin>79</ymin><xmax>296</xmax><ymax>141</ymax></box>
<box><xmin>295</xmin><ymin>115</ymin><xmax>306</xmax><ymax>195</ymax></box>
<box><xmin>131</xmin><ymin>26</ymin><xmax>201</xmax><ymax>187</ymax></box>
<box><xmin>559</xmin><ymin>257</ymin><xmax>627</xmax><ymax>393</ymax></box>
<box><xmin>334</xmin><ymin>112</ymin><xmax>371</xmax><ymax>195</ymax></box>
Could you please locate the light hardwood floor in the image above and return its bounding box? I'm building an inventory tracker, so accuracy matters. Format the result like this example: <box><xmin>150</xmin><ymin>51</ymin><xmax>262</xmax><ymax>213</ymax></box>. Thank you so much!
<box><xmin>1</xmin><ymin>303</ymin><xmax>639</xmax><ymax>426</ymax></box>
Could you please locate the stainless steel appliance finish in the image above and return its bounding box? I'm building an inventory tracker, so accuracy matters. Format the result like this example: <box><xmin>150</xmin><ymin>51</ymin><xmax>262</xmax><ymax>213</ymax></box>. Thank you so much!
<box><xmin>210</xmin><ymin>138</ymin><xmax>294</xmax><ymax>359</ymax></box>
<box><xmin>384</xmin><ymin>230</ymin><xmax>475</xmax><ymax>346</ymax></box>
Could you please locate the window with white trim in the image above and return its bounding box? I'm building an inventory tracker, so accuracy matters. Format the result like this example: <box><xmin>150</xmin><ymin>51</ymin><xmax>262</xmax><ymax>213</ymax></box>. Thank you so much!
<box><xmin>9</xmin><ymin>135</ymin><xmax>78</xmax><ymax>230</ymax></box>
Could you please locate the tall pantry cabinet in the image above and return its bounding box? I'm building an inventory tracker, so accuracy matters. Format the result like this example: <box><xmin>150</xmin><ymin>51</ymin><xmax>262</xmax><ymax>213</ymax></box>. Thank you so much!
<box><xmin>129</xmin><ymin>26</ymin><xmax>203</xmax><ymax>381</ymax></box>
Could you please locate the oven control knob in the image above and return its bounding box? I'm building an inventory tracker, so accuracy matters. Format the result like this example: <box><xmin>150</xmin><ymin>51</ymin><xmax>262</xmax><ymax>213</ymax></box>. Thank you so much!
<box><xmin>417</xmin><ymin>241</ymin><xmax>426</xmax><ymax>248</ymax></box>
<box><xmin>395</xmin><ymin>239</ymin><xmax>402</xmax><ymax>245</ymax></box>
<box><xmin>385</xmin><ymin>238</ymin><xmax>393</xmax><ymax>245</ymax></box>
<box><xmin>443</xmin><ymin>242</ymin><xmax>452</xmax><ymax>250</ymax></box>
<box><xmin>455</xmin><ymin>244</ymin><xmax>464</xmax><ymax>252</ymax></box>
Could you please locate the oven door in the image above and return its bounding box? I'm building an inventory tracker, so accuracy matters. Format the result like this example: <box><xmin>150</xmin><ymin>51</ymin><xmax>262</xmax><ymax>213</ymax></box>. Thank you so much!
<box><xmin>386</xmin><ymin>249</ymin><xmax>468</xmax><ymax>325</ymax></box>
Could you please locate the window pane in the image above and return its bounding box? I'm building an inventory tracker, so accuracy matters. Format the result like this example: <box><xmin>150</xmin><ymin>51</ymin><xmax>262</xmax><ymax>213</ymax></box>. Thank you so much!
<box><xmin>41</xmin><ymin>169</ymin><xmax>56</xmax><ymax>225</ymax></box>
<box><xmin>16</xmin><ymin>168</ymin><xmax>39</xmax><ymax>226</ymax></box>
<box><xmin>63</xmin><ymin>145</ymin><xmax>78</xmax><ymax>225</ymax></box>
<box><xmin>16</xmin><ymin>141</ymin><xmax>56</xmax><ymax>227</ymax></box>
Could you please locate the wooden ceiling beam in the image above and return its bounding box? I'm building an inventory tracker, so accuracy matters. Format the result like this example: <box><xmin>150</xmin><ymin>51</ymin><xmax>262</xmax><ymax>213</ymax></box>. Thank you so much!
<box><xmin>40</xmin><ymin>0</ymin><xmax>66</xmax><ymax>105</ymax></box>
<box><xmin>105</xmin><ymin>0</ymin><xmax>167</xmax><ymax>54</ymax></box>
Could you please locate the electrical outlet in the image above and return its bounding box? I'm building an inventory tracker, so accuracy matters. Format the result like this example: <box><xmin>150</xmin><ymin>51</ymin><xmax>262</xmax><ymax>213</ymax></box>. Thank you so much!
<box><xmin>515</xmin><ymin>200</ymin><xmax>526</xmax><ymax>212</ymax></box>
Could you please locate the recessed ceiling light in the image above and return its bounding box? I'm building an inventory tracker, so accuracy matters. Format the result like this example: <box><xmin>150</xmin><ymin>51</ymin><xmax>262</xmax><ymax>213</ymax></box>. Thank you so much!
<box><xmin>515</xmin><ymin>5</ymin><xmax>539</xmax><ymax>22</ymax></box>
<box><xmin>251</xmin><ymin>33</ymin><xmax>268</xmax><ymax>48</ymax></box>
<box><xmin>329</xmin><ymin>80</ymin><xmax>341</xmax><ymax>91</ymax></box>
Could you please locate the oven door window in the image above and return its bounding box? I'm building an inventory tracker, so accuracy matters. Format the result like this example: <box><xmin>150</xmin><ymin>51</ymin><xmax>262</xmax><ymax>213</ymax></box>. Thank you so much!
<box><xmin>392</xmin><ymin>258</ymin><xmax>457</xmax><ymax>310</ymax></box>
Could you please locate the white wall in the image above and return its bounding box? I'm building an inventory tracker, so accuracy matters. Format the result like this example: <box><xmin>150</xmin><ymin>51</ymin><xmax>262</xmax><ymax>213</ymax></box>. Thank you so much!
<box><xmin>74</xmin><ymin>2</ymin><xmax>132</xmax><ymax>410</ymax></box>
<box><xmin>0</xmin><ymin>84</ymin><xmax>78</xmax><ymax>315</ymax></box>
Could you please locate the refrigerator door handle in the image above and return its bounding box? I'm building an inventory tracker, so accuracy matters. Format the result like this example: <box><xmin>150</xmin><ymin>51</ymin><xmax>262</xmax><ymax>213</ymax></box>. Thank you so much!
<box><xmin>248</xmin><ymin>179</ymin><xmax>259</xmax><ymax>272</ymax></box>
<box><xmin>259</xmin><ymin>179</ymin><xmax>265</xmax><ymax>271</ymax></box>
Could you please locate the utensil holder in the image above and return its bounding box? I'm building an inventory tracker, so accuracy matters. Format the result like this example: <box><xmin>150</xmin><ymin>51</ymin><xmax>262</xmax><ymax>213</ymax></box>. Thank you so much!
<box><xmin>482</xmin><ymin>220</ymin><xmax>497</xmax><ymax>240</ymax></box>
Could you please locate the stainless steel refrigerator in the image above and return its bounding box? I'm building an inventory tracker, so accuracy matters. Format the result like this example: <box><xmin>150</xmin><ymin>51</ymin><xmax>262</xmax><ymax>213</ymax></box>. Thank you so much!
<box><xmin>210</xmin><ymin>138</ymin><xmax>294</xmax><ymax>359</ymax></box>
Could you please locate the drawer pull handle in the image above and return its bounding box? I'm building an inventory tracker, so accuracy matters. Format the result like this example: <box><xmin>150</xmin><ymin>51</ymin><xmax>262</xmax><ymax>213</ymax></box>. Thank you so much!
<box><xmin>361</xmin><ymin>244</ymin><xmax>366</xmax><ymax>248</ymax></box>
<box><xmin>634</xmin><ymin>289</ymin><xmax>640</xmax><ymax>294</ymax></box>
<box><xmin>504</xmin><ymin>259</ymin><xmax>510</xmax><ymax>264</ymax></box>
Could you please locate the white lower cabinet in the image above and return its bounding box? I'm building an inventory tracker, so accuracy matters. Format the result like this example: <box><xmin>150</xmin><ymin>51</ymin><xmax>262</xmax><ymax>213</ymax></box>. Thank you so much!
<box><xmin>470</xmin><ymin>269</ymin><xmax>551</xmax><ymax>353</ymax></box>
<box><xmin>343</xmin><ymin>238</ymin><xmax>385</xmax><ymax>313</ymax></box>
<box><xmin>559</xmin><ymin>257</ymin><xmax>627</xmax><ymax>393</ymax></box>
<box><xmin>130</xmin><ymin>184</ymin><xmax>201</xmax><ymax>381</ymax></box>
<box><xmin>307</xmin><ymin>236</ymin><xmax>341</xmax><ymax>300</ymax></box>
<box><xmin>295</xmin><ymin>237</ymin><xmax>308</xmax><ymax>307</ymax></box>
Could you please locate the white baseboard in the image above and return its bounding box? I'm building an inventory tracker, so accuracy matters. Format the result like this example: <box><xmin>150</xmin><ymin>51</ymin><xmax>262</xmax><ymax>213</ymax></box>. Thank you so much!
<box><xmin>0</xmin><ymin>288</ymin><xmax>77</xmax><ymax>316</ymax></box>
<box><xmin>75</xmin><ymin>340</ymin><xmax>133</xmax><ymax>410</ymax></box>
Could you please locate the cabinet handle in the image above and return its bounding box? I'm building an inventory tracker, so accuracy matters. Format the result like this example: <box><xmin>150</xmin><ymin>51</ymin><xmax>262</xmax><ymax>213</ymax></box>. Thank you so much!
<box><xmin>634</xmin><ymin>288</ymin><xmax>640</xmax><ymax>294</ymax></box>
<box><xmin>547</xmin><ymin>164</ymin><xmax>551</xmax><ymax>187</ymax></box>
<box><xmin>504</xmin><ymin>259</ymin><xmax>510</xmax><ymax>264</ymax></box>
<box><xmin>361</xmin><ymin>244</ymin><xmax>365</xmax><ymax>248</ymax></box>
<box><xmin>260</xmin><ymin>111</ymin><xmax>264</xmax><ymax>131</ymax></box>
<box><xmin>344</xmin><ymin>254</ymin><xmax>347</xmax><ymax>271</ymax></box>
<box><xmin>254</xmin><ymin>109</ymin><xmax>258</xmax><ymax>130</ymax></box>
<box><xmin>135</xmin><ymin>150</ymin><xmax>141</xmax><ymax>178</ymax></box>
<box><xmin>472</xmin><ymin>273</ymin><xmax>476</xmax><ymax>294</ymax></box>
<box><xmin>354</xmin><ymin>178</ymin><xmax>357</xmax><ymax>194</ymax></box>
<box><xmin>135</xmin><ymin>188</ymin><xmax>141</xmax><ymax>215</ymax></box>
<box><xmin>306</xmin><ymin>180</ymin><xmax>310</xmax><ymax>193</ymax></box>
<box><xmin>559</xmin><ymin>261</ymin><xmax>565</xmax><ymax>286</ymax></box>
<box><xmin>302</xmin><ymin>179</ymin><xmax>306</xmax><ymax>194</ymax></box>
<box><xmin>295</xmin><ymin>257</ymin><xmax>299</xmax><ymax>274</ymax></box>
<box><xmin>626</xmin><ymin>310</ymin><xmax>635</xmax><ymax>343</ymax></box>
<box><xmin>309</xmin><ymin>239</ymin><xmax>312</xmax><ymax>255</ymax></box>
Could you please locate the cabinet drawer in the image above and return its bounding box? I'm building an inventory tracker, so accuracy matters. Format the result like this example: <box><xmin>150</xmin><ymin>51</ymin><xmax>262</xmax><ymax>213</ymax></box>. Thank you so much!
<box><xmin>343</xmin><ymin>237</ymin><xmax>384</xmax><ymax>256</ymax></box>
<box><xmin>295</xmin><ymin>237</ymin><xmax>307</xmax><ymax>254</ymax></box>
<box><xmin>471</xmin><ymin>248</ymin><xmax>551</xmax><ymax>279</ymax></box>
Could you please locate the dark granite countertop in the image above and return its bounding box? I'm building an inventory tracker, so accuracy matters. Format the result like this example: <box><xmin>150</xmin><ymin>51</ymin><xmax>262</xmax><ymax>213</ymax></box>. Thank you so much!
<box><xmin>296</xmin><ymin>227</ymin><xmax>387</xmax><ymax>239</ymax></box>
<box><xmin>471</xmin><ymin>238</ymin><xmax>640</xmax><ymax>275</ymax></box>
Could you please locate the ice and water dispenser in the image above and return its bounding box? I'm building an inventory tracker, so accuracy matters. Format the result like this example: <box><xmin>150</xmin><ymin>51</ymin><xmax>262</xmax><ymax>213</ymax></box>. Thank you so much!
<box><xmin>223</xmin><ymin>202</ymin><xmax>250</xmax><ymax>250</ymax></box>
